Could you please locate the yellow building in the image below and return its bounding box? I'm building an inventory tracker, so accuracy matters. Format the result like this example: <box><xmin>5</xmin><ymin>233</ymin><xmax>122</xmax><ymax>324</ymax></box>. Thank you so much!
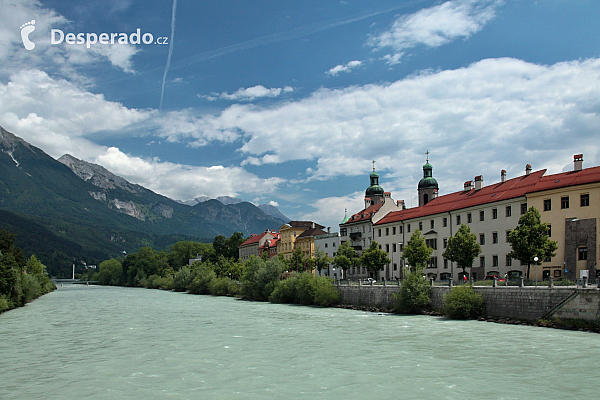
<box><xmin>276</xmin><ymin>221</ymin><xmax>325</xmax><ymax>260</ymax></box>
<box><xmin>527</xmin><ymin>155</ymin><xmax>600</xmax><ymax>281</ymax></box>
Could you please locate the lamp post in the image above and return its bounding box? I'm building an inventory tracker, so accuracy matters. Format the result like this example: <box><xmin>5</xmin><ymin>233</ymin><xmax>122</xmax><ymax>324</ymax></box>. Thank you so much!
<box><xmin>533</xmin><ymin>256</ymin><xmax>539</xmax><ymax>287</ymax></box>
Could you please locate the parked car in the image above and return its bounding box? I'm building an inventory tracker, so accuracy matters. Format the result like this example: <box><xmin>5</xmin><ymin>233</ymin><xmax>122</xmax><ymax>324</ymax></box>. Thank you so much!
<box><xmin>363</xmin><ymin>278</ymin><xmax>376</xmax><ymax>284</ymax></box>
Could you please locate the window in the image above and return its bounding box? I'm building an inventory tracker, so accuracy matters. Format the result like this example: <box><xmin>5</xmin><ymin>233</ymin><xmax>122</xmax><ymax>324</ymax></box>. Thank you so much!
<box><xmin>479</xmin><ymin>210</ymin><xmax>485</xmax><ymax>221</ymax></box>
<box><xmin>506</xmin><ymin>230</ymin><xmax>511</xmax><ymax>242</ymax></box>
<box><xmin>443</xmin><ymin>259</ymin><xmax>448</xmax><ymax>269</ymax></box>
<box><xmin>547</xmin><ymin>224</ymin><xmax>552</xmax><ymax>237</ymax></box>
<box><xmin>543</xmin><ymin>199</ymin><xmax>551</xmax><ymax>211</ymax></box>
<box><xmin>579</xmin><ymin>247</ymin><xmax>588</xmax><ymax>260</ymax></box>
<box><xmin>443</xmin><ymin>238</ymin><xmax>448</xmax><ymax>248</ymax></box>
<box><xmin>430</xmin><ymin>220</ymin><xmax>434</xmax><ymax>229</ymax></box>
<box><xmin>333</xmin><ymin>242</ymin><xmax>336</xmax><ymax>247</ymax></box>
<box><xmin>325</xmin><ymin>243</ymin><xmax>328</xmax><ymax>248</ymax></box>
<box><xmin>399</xmin><ymin>225</ymin><xmax>403</xmax><ymax>234</ymax></box>
<box><xmin>506</xmin><ymin>206</ymin><xmax>512</xmax><ymax>217</ymax></box>
<box><xmin>428</xmin><ymin>257</ymin><xmax>438</xmax><ymax>269</ymax></box>
<box><xmin>393</xmin><ymin>243</ymin><xmax>397</xmax><ymax>252</ymax></box>
<box><xmin>493</xmin><ymin>255</ymin><xmax>499</xmax><ymax>267</ymax></box>
<box><xmin>385</xmin><ymin>227</ymin><xmax>389</xmax><ymax>236</ymax></box>
<box><xmin>425</xmin><ymin>239</ymin><xmax>437</xmax><ymax>250</ymax></box>
<box><xmin>492</xmin><ymin>208</ymin><xmax>498</xmax><ymax>219</ymax></box>
<box><xmin>467</xmin><ymin>213</ymin><xmax>472</xmax><ymax>223</ymax></box>
<box><xmin>456</xmin><ymin>215</ymin><xmax>461</xmax><ymax>225</ymax></box>
<box><xmin>479</xmin><ymin>234</ymin><xmax>485</xmax><ymax>245</ymax></box>
<box><xmin>393</xmin><ymin>263</ymin><xmax>397</xmax><ymax>271</ymax></box>
<box><xmin>506</xmin><ymin>255</ymin><xmax>512</xmax><ymax>266</ymax></box>
<box><xmin>480</xmin><ymin>256</ymin><xmax>485</xmax><ymax>268</ymax></box>
<box><xmin>419</xmin><ymin>222</ymin><xmax>423</xmax><ymax>231</ymax></box>
<box><xmin>386</xmin><ymin>244</ymin><xmax>389</xmax><ymax>253</ymax></box>
<box><xmin>492</xmin><ymin>232</ymin><xmax>498</xmax><ymax>244</ymax></box>
<box><xmin>378</xmin><ymin>229</ymin><xmax>381</xmax><ymax>237</ymax></box>
<box><xmin>392</xmin><ymin>226</ymin><xmax>396</xmax><ymax>235</ymax></box>
<box><xmin>363</xmin><ymin>226</ymin><xmax>365</xmax><ymax>233</ymax></box>
<box><xmin>581</xmin><ymin>193</ymin><xmax>589</xmax><ymax>207</ymax></box>
<box><xmin>407</xmin><ymin>224</ymin><xmax>411</xmax><ymax>233</ymax></box>
<box><xmin>443</xmin><ymin>217</ymin><xmax>447</xmax><ymax>227</ymax></box>
<box><xmin>521</xmin><ymin>203</ymin><xmax>527</xmax><ymax>215</ymax></box>
<box><xmin>561</xmin><ymin>196</ymin><xmax>569</xmax><ymax>209</ymax></box>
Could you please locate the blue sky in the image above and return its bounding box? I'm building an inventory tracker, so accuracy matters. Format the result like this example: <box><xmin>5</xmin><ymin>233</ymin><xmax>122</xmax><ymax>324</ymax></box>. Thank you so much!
<box><xmin>1</xmin><ymin>0</ymin><xmax>599</xmax><ymax>231</ymax></box>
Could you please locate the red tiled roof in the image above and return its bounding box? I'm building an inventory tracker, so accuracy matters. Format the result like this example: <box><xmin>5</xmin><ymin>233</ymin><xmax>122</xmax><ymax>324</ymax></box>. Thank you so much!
<box><xmin>375</xmin><ymin>169</ymin><xmax>547</xmax><ymax>225</ymax></box>
<box><xmin>528</xmin><ymin>165</ymin><xmax>600</xmax><ymax>193</ymax></box>
<box><xmin>342</xmin><ymin>203</ymin><xmax>383</xmax><ymax>225</ymax></box>
<box><xmin>239</xmin><ymin>231</ymin><xmax>278</xmax><ymax>247</ymax></box>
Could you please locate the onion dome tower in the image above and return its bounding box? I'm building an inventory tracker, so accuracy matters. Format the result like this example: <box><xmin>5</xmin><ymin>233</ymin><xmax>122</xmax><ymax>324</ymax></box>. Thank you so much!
<box><xmin>365</xmin><ymin>160</ymin><xmax>385</xmax><ymax>207</ymax></box>
<box><xmin>418</xmin><ymin>152</ymin><xmax>439</xmax><ymax>206</ymax></box>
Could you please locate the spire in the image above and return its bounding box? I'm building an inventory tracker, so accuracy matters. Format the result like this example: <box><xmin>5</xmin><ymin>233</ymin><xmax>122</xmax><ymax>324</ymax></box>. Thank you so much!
<box><xmin>341</xmin><ymin>208</ymin><xmax>349</xmax><ymax>224</ymax></box>
<box><xmin>372</xmin><ymin>159</ymin><xmax>376</xmax><ymax>172</ymax></box>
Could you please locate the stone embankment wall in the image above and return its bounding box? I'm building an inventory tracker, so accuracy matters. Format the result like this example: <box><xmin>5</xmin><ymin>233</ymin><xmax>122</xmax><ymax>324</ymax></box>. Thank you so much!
<box><xmin>336</xmin><ymin>284</ymin><xmax>600</xmax><ymax>321</ymax></box>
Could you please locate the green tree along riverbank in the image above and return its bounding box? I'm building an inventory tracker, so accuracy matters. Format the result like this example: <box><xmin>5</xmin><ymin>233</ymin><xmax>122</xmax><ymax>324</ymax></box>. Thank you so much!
<box><xmin>89</xmin><ymin>232</ymin><xmax>340</xmax><ymax>308</ymax></box>
<box><xmin>0</xmin><ymin>230</ymin><xmax>56</xmax><ymax>313</ymax></box>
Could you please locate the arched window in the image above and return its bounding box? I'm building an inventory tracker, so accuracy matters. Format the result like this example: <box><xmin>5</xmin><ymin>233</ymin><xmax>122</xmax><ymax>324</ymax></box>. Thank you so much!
<box><xmin>424</xmin><ymin>193</ymin><xmax>429</xmax><ymax>205</ymax></box>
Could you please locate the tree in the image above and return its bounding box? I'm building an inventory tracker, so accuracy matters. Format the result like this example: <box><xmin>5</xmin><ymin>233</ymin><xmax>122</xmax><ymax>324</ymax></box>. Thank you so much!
<box><xmin>403</xmin><ymin>230</ymin><xmax>433</xmax><ymax>270</ymax></box>
<box><xmin>392</xmin><ymin>267</ymin><xmax>431</xmax><ymax>314</ymax></box>
<box><xmin>313</xmin><ymin>249</ymin><xmax>331</xmax><ymax>276</ymax></box>
<box><xmin>290</xmin><ymin>248</ymin><xmax>305</xmax><ymax>272</ymax></box>
<box><xmin>442</xmin><ymin>224</ymin><xmax>481</xmax><ymax>278</ymax></box>
<box><xmin>333</xmin><ymin>241</ymin><xmax>358</xmax><ymax>279</ymax></box>
<box><xmin>25</xmin><ymin>255</ymin><xmax>45</xmax><ymax>276</ymax></box>
<box><xmin>360</xmin><ymin>241</ymin><xmax>391</xmax><ymax>279</ymax></box>
<box><xmin>508</xmin><ymin>206</ymin><xmax>558</xmax><ymax>279</ymax></box>
<box><xmin>96</xmin><ymin>259</ymin><xmax>123</xmax><ymax>286</ymax></box>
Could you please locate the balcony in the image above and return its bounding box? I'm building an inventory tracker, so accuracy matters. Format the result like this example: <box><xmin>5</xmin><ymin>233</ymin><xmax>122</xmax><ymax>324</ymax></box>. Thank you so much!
<box><xmin>349</xmin><ymin>232</ymin><xmax>362</xmax><ymax>241</ymax></box>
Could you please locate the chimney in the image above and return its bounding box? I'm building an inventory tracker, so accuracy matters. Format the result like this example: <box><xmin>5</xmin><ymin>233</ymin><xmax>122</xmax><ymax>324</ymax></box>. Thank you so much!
<box><xmin>327</xmin><ymin>227</ymin><xmax>331</xmax><ymax>233</ymax></box>
<box><xmin>525</xmin><ymin>164</ymin><xmax>531</xmax><ymax>176</ymax></box>
<box><xmin>501</xmin><ymin>170</ymin><xmax>506</xmax><ymax>183</ymax></box>
<box><xmin>474</xmin><ymin>175</ymin><xmax>483</xmax><ymax>190</ymax></box>
<box><xmin>311</xmin><ymin>222</ymin><xmax>315</xmax><ymax>229</ymax></box>
<box><xmin>574</xmin><ymin>154</ymin><xmax>583</xmax><ymax>172</ymax></box>
<box><xmin>464</xmin><ymin>181</ymin><xmax>473</xmax><ymax>191</ymax></box>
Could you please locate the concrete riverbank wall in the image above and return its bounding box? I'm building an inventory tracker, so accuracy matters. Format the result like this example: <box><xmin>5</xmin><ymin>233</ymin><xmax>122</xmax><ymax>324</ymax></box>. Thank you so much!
<box><xmin>336</xmin><ymin>284</ymin><xmax>600</xmax><ymax>321</ymax></box>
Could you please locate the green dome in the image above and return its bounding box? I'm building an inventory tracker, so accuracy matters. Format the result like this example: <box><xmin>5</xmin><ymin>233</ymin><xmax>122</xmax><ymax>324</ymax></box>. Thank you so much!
<box><xmin>366</xmin><ymin>170</ymin><xmax>384</xmax><ymax>197</ymax></box>
<box><xmin>418</xmin><ymin>162</ymin><xmax>438</xmax><ymax>189</ymax></box>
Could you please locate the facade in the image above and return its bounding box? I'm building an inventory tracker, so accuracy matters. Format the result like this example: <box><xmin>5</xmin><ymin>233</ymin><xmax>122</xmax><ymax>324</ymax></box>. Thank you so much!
<box><xmin>526</xmin><ymin>155</ymin><xmax>600</xmax><ymax>281</ymax></box>
<box><xmin>277</xmin><ymin>221</ymin><xmax>325</xmax><ymax>260</ymax></box>
<box><xmin>314</xmin><ymin>231</ymin><xmax>340</xmax><ymax>277</ymax></box>
<box><xmin>238</xmin><ymin>230</ymin><xmax>279</xmax><ymax>261</ymax></box>
<box><xmin>257</xmin><ymin>236</ymin><xmax>280</xmax><ymax>259</ymax></box>
<box><xmin>374</xmin><ymin>154</ymin><xmax>600</xmax><ymax>282</ymax></box>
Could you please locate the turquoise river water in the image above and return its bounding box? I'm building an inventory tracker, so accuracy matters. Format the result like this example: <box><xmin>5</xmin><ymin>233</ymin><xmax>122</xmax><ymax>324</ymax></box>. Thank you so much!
<box><xmin>1</xmin><ymin>284</ymin><xmax>599</xmax><ymax>399</ymax></box>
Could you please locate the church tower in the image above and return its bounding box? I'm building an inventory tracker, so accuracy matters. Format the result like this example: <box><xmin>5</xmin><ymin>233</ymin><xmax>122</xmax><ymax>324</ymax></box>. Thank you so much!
<box><xmin>365</xmin><ymin>160</ymin><xmax>385</xmax><ymax>208</ymax></box>
<box><xmin>418</xmin><ymin>152</ymin><xmax>439</xmax><ymax>206</ymax></box>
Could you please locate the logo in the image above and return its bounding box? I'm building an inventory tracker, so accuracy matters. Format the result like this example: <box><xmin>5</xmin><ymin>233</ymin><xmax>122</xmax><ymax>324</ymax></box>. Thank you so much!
<box><xmin>20</xmin><ymin>20</ymin><xmax>36</xmax><ymax>50</ymax></box>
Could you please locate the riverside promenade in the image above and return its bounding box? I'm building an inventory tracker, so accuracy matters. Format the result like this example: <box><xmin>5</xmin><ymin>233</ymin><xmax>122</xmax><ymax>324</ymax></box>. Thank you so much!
<box><xmin>335</xmin><ymin>280</ymin><xmax>600</xmax><ymax>321</ymax></box>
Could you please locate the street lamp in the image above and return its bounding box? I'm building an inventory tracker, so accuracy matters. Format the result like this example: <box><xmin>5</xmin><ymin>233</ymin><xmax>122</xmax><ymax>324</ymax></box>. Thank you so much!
<box><xmin>533</xmin><ymin>256</ymin><xmax>539</xmax><ymax>287</ymax></box>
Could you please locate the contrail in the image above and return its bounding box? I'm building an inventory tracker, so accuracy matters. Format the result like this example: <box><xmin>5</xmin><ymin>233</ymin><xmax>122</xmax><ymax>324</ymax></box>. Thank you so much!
<box><xmin>159</xmin><ymin>0</ymin><xmax>177</xmax><ymax>110</ymax></box>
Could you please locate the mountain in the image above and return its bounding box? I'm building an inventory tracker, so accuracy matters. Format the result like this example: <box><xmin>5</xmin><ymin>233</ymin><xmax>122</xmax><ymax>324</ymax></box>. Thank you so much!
<box><xmin>258</xmin><ymin>204</ymin><xmax>290</xmax><ymax>223</ymax></box>
<box><xmin>0</xmin><ymin>127</ymin><xmax>287</xmax><ymax>276</ymax></box>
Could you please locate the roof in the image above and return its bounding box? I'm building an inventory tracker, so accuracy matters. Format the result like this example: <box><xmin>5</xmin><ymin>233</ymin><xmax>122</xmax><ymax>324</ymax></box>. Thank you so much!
<box><xmin>239</xmin><ymin>231</ymin><xmax>278</xmax><ymax>247</ymax></box>
<box><xmin>287</xmin><ymin>221</ymin><xmax>325</xmax><ymax>229</ymax></box>
<box><xmin>527</xmin><ymin>165</ymin><xmax>600</xmax><ymax>194</ymax></box>
<box><xmin>297</xmin><ymin>228</ymin><xmax>328</xmax><ymax>239</ymax></box>
<box><xmin>341</xmin><ymin>203</ymin><xmax>383</xmax><ymax>225</ymax></box>
<box><xmin>375</xmin><ymin>169</ymin><xmax>548</xmax><ymax>225</ymax></box>
<box><xmin>258</xmin><ymin>237</ymin><xmax>279</xmax><ymax>249</ymax></box>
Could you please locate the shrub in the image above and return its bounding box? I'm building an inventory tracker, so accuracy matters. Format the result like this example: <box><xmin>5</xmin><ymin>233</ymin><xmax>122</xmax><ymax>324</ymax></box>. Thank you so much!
<box><xmin>443</xmin><ymin>285</ymin><xmax>485</xmax><ymax>319</ymax></box>
<box><xmin>208</xmin><ymin>277</ymin><xmax>232</xmax><ymax>296</ymax></box>
<box><xmin>393</xmin><ymin>269</ymin><xmax>431</xmax><ymax>314</ymax></box>
<box><xmin>312</xmin><ymin>276</ymin><xmax>339</xmax><ymax>306</ymax></box>
<box><xmin>269</xmin><ymin>273</ymin><xmax>339</xmax><ymax>306</ymax></box>
<box><xmin>188</xmin><ymin>263</ymin><xmax>216</xmax><ymax>295</ymax></box>
<box><xmin>0</xmin><ymin>295</ymin><xmax>10</xmax><ymax>313</ymax></box>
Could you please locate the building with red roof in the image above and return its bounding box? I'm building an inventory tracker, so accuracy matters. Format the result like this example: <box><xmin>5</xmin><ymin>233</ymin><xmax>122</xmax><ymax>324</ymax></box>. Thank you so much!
<box><xmin>373</xmin><ymin>154</ymin><xmax>600</xmax><ymax>283</ymax></box>
<box><xmin>238</xmin><ymin>230</ymin><xmax>280</xmax><ymax>261</ymax></box>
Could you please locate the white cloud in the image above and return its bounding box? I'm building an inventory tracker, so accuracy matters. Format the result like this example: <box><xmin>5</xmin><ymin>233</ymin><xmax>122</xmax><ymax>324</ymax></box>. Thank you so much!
<box><xmin>268</xmin><ymin>200</ymin><xmax>279</xmax><ymax>207</ymax></box>
<box><xmin>0</xmin><ymin>69</ymin><xmax>149</xmax><ymax>159</ymax></box>
<box><xmin>94</xmin><ymin>147</ymin><xmax>285</xmax><ymax>200</ymax></box>
<box><xmin>0</xmin><ymin>0</ymin><xmax>140</xmax><ymax>75</ymax></box>
<box><xmin>369</xmin><ymin>0</ymin><xmax>503</xmax><ymax>63</ymax></box>
<box><xmin>166</xmin><ymin>57</ymin><xmax>600</xmax><ymax>193</ymax></box>
<box><xmin>326</xmin><ymin>60</ymin><xmax>363</xmax><ymax>76</ymax></box>
<box><xmin>300</xmin><ymin>191</ymin><xmax>365</xmax><ymax>232</ymax></box>
<box><xmin>205</xmin><ymin>85</ymin><xmax>294</xmax><ymax>102</ymax></box>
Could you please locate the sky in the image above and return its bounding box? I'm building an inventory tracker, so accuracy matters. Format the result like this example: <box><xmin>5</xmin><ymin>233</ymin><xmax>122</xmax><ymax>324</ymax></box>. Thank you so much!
<box><xmin>1</xmin><ymin>0</ymin><xmax>599</xmax><ymax>231</ymax></box>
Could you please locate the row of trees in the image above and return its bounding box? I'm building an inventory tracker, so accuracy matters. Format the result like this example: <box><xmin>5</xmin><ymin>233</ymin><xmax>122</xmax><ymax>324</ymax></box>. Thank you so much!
<box><xmin>0</xmin><ymin>230</ymin><xmax>56</xmax><ymax>313</ymax></box>
<box><xmin>399</xmin><ymin>206</ymin><xmax>558</xmax><ymax>279</ymax></box>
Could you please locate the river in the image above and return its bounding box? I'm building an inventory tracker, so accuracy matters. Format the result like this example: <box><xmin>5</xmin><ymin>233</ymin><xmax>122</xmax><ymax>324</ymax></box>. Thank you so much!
<box><xmin>1</xmin><ymin>284</ymin><xmax>598</xmax><ymax>399</ymax></box>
